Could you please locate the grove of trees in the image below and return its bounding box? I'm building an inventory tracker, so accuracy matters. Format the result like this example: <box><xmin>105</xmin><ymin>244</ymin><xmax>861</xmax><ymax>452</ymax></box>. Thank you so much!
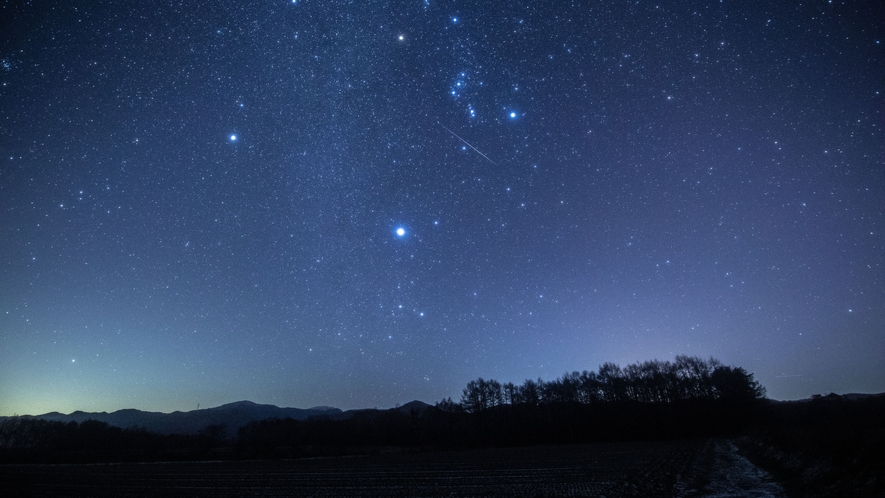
<box><xmin>455</xmin><ymin>355</ymin><xmax>766</xmax><ymax>412</ymax></box>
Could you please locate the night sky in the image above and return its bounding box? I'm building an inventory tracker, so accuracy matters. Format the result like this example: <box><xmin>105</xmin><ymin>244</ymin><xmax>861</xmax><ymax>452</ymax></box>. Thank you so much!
<box><xmin>1</xmin><ymin>1</ymin><xmax>883</xmax><ymax>416</ymax></box>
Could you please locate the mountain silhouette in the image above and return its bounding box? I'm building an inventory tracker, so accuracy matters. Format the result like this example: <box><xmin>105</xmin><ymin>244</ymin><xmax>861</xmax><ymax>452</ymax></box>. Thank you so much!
<box><xmin>19</xmin><ymin>401</ymin><xmax>342</xmax><ymax>436</ymax></box>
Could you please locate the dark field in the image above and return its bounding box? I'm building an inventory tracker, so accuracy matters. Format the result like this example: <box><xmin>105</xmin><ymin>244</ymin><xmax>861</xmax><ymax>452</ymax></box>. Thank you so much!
<box><xmin>1</xmin><ymin>440</ymin><xmax>717</xmax><ymax>497</ymax></box>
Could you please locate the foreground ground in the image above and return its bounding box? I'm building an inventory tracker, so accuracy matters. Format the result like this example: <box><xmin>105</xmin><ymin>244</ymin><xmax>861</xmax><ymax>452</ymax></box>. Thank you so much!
<box><xmin>0</xmin><ymin>439</ymin><xmax>782</xmax><ymax>497</ymax></box>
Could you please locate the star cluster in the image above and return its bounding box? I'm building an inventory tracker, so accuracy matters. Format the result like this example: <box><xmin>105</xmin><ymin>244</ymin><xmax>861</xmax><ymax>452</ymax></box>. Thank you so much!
<box><xmin>0</xmin><ymin>1</ymin><xmax>882</xmax><ymax>415</ymax></box>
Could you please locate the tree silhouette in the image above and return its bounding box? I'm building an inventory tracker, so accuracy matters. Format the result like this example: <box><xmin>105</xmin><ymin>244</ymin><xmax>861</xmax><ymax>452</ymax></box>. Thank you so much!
<box><xmin>461</xmin><ymin>378</ymin><xmax>503</xmax><ymax>412</ymax></box>
<box><xmin>597</xmin><ymin>362</ymin><xmax>625</xmax><ymax>402</ymax></box>
<box><xmin>435</xmin><ymin>397</ymin><xmax>461</xmax><ymax>413</ymax></box>
<box><xmin>457</xmin><ymin>356</ymin><xmax>765</xmax><ymax>411</ymax></box>
<box><xmin>711</xmin><ymin>365</ymin><xmax>766</xmax><ymax>402</ymax></box>
<box><xmin>516</xmin><ymin>378</ymin><xmax>543</xmax><ymax>406</ymax></box>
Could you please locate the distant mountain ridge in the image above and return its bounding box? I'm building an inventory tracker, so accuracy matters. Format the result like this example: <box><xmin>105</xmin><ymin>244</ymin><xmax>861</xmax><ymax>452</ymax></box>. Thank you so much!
<box><xmin>767</xmin><ymin>392</ymin><xmax>885</xmax><ymax>404</ymax></box>
<box><xmin>11</xmin><ymin>400</ymin><xmax>345</xmax><ymax>436</ymax></box>
<box><xmin>4</xmin><ymin>400</ymin><xmax>435</xmax><ymax>436</ymax></box>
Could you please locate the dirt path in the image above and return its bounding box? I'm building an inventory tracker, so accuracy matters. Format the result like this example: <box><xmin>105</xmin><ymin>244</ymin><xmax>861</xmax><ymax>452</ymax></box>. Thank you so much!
<box><xmin>676</xmin><ymin>439</ymin><xmax>784</xmax><ymax>497</ymax></box>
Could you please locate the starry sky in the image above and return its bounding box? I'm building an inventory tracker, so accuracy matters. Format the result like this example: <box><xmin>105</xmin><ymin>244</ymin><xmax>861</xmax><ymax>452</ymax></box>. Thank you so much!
<box><xmin>1</xmin><ymin>1</ymin><xmax>883</xmax><ymax>416</ymax></box>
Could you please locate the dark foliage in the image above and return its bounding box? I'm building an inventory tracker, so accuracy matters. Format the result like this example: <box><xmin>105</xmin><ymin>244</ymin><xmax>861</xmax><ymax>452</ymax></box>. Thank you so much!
<box><xmin>456</xmin><ymin>356</ymin><xmax>766</xmax><ymax>412</ymax></box>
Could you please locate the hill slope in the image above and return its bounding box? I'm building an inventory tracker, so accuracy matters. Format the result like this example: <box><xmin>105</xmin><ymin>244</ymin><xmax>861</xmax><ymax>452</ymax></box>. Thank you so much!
<box><xmin>18</xmin><ymin>401</ymin><xmax>342</xmax><ymax>435</ymax></box>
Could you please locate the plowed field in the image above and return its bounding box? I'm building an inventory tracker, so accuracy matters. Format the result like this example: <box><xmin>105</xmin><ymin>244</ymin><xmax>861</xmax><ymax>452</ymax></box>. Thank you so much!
<box><xmin>1</xmin><ymin>439</ymin><xmax>771</xmax><ymax>497</ymax></box>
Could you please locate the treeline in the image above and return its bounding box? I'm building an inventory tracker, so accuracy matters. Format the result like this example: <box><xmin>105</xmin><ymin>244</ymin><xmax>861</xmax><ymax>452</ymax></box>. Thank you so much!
<box><xmin>452</xmin><ymin>355</ymin><xmax>765</xmax><ymax>412</ymax></box>
<box><xmin>0</xmin><ymin>356</ymin><xmax>768</xmax><ymax>463</ymax></box>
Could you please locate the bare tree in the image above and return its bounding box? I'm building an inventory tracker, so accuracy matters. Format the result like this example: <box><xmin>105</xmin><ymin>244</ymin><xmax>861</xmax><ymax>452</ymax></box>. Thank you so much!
<box><xmin>597</xmin><ymin>362</ymin><xmax>625</xmax><ymax>402</ymax></box>
<box><xmin>517</xmin><ymin>378</ymin><xmax>543</xmax><ymax>406</ymax></box>
<box><xmin>461</xmin><ymin>378</ymin><xmax>504</xmax><ymax>412</ymax></box>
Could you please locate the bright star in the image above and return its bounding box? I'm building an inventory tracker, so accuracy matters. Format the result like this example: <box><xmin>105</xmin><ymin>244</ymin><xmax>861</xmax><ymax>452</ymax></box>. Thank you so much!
<box><xmin>509</xmin><ymin>111</ymin><xmax>517</xmax><ymax>119</ymax></box>
<box><xmin>229</xmin><ymin>134</ymin><xmax>237</xmax><ymax>141</ymax></box>
<box><xmin>395</xmin><ymin>227</ymin><xmax>406</xmax><ymax>237</ymax></box>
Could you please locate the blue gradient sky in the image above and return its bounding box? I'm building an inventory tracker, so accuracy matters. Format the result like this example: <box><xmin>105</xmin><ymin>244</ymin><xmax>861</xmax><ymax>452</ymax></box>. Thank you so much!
<box><xmin>1</xmin><ymin>0</ymin><xmax>882</xmax><ymax>415</ymax></box>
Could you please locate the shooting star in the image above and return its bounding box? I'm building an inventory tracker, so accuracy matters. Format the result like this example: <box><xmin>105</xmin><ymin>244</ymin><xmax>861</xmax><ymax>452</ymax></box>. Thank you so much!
<box><xmin>438</xmin><ymin>122</ymin><xmax>496</xmax><ymax>165</ymax></box>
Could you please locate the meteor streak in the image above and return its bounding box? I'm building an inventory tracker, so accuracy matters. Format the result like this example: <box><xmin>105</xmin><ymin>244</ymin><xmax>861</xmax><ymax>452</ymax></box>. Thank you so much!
<box><xmin>438</xmin><ymin>122</ymin><xmax>496</xmax><ymax>165</ymax></box>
